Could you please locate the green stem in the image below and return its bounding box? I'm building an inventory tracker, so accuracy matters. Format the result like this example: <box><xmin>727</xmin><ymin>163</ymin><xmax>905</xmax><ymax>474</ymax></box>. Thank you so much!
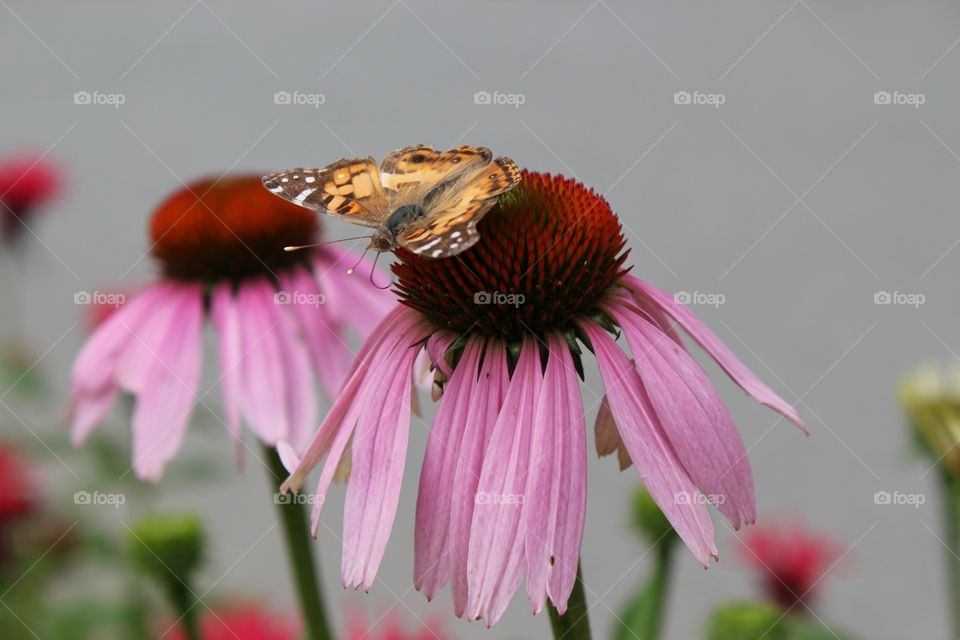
<box><xmin>944</xmin><ymin>471</ymin><xmax>960</xmax><ymax>639</ymax></box>
<box><xmin>636</xmin><ymin>544</ymin><xmax>673</xmax><ymax>640</ymax></box>
<box><xmin>548</xmin><ymin>562</ymin><xmax>592</xmax><ymax>640</ymax></box>
<box><xmin>167</xmin><ymin>581</ymin><xmax>201</xmax><ymax>640</ymax></box>
<box><xmin>265</xmin><ymin>447</ymin><xmax>333</xmax><ymax>640</ymax></box>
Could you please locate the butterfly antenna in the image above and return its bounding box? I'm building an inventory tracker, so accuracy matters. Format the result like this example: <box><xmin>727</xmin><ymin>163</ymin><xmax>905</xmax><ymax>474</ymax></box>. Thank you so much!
<box><xmin>346</xmin><ymin>246</ymin><xmax>371</xmax><ymax>275</ymax></box>
<box><xmin>369</xmin><ymin>250</ymin><xmax>392</xmax><ymax>290</ymax></box>
<box><xmin>284</xmin><ymin>235</ymin><xmax>372</xmax><ymax>252</ymax></box>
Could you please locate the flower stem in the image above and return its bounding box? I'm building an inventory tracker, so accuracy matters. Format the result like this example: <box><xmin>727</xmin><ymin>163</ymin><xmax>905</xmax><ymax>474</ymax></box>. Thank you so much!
<box><xmin>264</xmin><ymin>447</ymin><xmax>333</xmax><ymax>640</ymax></box>
<box><xmin>168</xmin><ymin>581</ymin><xmax>201</xmax><ymax>640</ymax></box>
<box><xmin>943</xmin><ymin>471</ymin><xmax>960</xmax><ymax>638</ymax></box>
<box><xmin>548</xmin><ymin>562</ymin><xmax>592</xmax><ymax>640</ymax></box>
<box><xmin>636</xmin><ymin>544</ymin><xmax>673</xmax><ymax>640</ymax></box>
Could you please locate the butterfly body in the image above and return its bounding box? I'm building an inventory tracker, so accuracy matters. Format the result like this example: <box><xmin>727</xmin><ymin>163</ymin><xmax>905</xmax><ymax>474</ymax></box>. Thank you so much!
<box><xmin>262</xmin><ymin>145</ymin><xmax>521</xmax><ymax>259</ymax></box>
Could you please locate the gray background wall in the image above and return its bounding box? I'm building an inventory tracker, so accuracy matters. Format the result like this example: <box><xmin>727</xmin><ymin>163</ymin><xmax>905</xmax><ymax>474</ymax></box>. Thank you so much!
<box><xmin>2</xmin><ymin>1</ymin><xmax>958</xmax><ymax>638</ymax></box>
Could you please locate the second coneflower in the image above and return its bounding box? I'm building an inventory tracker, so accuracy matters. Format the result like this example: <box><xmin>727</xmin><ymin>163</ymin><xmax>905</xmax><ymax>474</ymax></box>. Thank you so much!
<box><xmin>67</xmin><ymin>176</ymin><xmax>394</xmax><ymax>480</ymax></box>
<box><xmin>283</xmin><ymin>171</ymin><xmax>806</xmax><ymax>625</ymax></box>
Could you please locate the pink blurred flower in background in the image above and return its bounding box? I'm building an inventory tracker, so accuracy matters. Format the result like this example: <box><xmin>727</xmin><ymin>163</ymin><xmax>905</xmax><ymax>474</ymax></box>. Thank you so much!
<box><xmin>282</xmin><ymin>171</ymin><xmax>805</xmax><ymax>625</ymax></box>
<box><xmin>0</xmin><ymin>152</ymin><xmax>62</xmax><ymax>244</ymax></box>
<box><xmin>67</xmin><ymin>176</ymin><xmax>394</xmax><ymax>481</ymax></box>
<box><xmin>738</xmin><ymin>522</ymin><xmax>843</xmax><ymax>610</ymax></box>
<box><xmin>346</xmin><ymin>612</ymin><xmax>452</xmax><ymax>640</ymax></box>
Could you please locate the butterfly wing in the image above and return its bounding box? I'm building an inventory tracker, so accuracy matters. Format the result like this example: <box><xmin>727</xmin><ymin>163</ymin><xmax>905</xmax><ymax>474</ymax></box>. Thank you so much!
<box><xmin>399</xmin><ymin>156</ymin><xmax>521</xmax><ymax>258</ymax></box>
<box><xmin>262</xmin><ymin>158</ymin><xmax>389</xmax><ymax>228</ymax></box>
<box><xmin>380</xmin><ymin>145</ymin><xmax>493</xmax><ymax>196</ymax></box>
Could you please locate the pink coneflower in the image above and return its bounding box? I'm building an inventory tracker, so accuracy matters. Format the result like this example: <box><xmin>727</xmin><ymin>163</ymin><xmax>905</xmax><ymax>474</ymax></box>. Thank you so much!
<box><xmin>67</xmin><ymin>176</ymin><xmax>393</xmax><ymax>481</ymax></box>
<box><xmin>283</xmin><ymin>171</ymin><xmax>805</xmax><ymax>625</ymax></box>
<box><xmin>0</xmin><ymin>152</ymin><xmax>62</xmax><ymax>243</ymax></box>
<box><xmin>164</xmin><ymin>604</ymin><xmax>299</xmax><ymax>640</ymax></box>
<box><xmin>738</xmin><ymin>522</ymin><xmax>842</xmax><ymax>610</ymax></box>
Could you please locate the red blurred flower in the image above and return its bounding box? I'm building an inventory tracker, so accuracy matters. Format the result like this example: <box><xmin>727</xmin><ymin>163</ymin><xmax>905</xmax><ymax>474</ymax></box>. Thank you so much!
<box><xmin>0</xmin><ymin>444</ymin><xmax>35</xmax><ymax>525</ymax></box>
<box><xmin>0</xmin><ymin>153</ymin><xmax>62</xmax><ymax>242</ymax></box>
<box><xmin>164</xmin><ymin>605</ymin><xmax>298</xmax><ymax>640</ymax></box>
<box><xmin>738</xmin><ymin>522</ymin><xmax>843</xmax><ymax>610</ymax></box>
<box><xmin>346</xmin><ymin>614</ymin><xmax>451</xmax><ymax>640</ymax></box>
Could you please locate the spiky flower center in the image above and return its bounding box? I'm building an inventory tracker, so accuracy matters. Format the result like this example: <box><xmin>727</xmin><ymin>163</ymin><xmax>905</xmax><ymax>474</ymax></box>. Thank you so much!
<box><xmin>393</xmin><ymin>171</ymin><xmax>628</xmax><ymax>340</ymax></box>
<box><xmin>150</xmin><ymin>175</ymin><xmax>318</xmax><ymax>282</ymax></box>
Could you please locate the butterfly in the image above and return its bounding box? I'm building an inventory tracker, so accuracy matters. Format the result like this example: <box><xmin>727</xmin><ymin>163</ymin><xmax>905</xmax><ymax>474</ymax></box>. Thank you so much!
<box><xmin>262</xmin><ymin>145</ymin><xmax>521</xmax><ymax>259</ymax></box>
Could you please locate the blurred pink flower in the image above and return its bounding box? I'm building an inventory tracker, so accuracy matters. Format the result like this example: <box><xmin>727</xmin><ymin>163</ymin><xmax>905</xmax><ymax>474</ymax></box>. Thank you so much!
<box><xmin>164</xmin><ymin>605</ymin><xmax>298</xmax><ymax>640</ymax></box>
<box><xmin>739</xmin><ymin>522</ymin><xmax>843</xmax><ymax>610</ymax></box>
<box><xmin>0</xmin><ymin>152</ymin><xmax>62</xmax><ymax>242</ymax></box>
<box><xmin>67</xmin><ymin>176</ymin><xmax>394</xmax><ymax>481</ymax></box>
<box><xmin>282</xmin><ymin>172</ymin><xmax>805</xmax><ymax>625</ymax></box>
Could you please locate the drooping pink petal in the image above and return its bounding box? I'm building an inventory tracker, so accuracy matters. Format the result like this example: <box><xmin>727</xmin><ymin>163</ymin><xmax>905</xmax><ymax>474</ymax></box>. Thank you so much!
<box><xmin>69</xmin><ymin>283</ymin><xmax>171</xmax><ymax>399</ymax></box>
<box><xmin>593</xmin><ymin>395</ymin><xmax>632</xmax><ymax>470</ymax></box>
<box><xmin>467</xmin><ymin>337</ymin><xmax>541</xmax><ymax>625</ymax></box>
<box><xmin>211</xmin><ymin>284</ymin><xmax>243</xmax><ymax>455</ymax></box>
<box><xmin>426</xmin><ymin>331</ymin><xmax>457</xmax><ymax>378</ymax></box>
<box><xmin>341</xmin><ymin>329</ymin><xmax>421</xmax><ymax>590</ymax></box>
<box><xmin>314</xmin><ymin>245</ymin><xmax>395</xmax><ymax>339</ymax></box>
<box><xmin>282</xmin><ymin>307</ymin><xmax>422</xmax><ymax>495</ymax></box>
<box><xmin>69</xmin><ymin>386</ymin><xmax>119</xmax><ymax>445</ymax></box>
<box><xmin>114</xmin><ymin>285</ymin><xmax>191</xmax><ymax>393</ymax></box>
<box><xmin>524</xmin><ymin>333</ymin><xmax>587</xmax><ymax>615</ymax></box>
<box><xmin>607</xmin><ymin>299</ymin><xmax>756</xmax><ymax>528</ymax></box>
<box><xmin>234</xmin><ymin>280</ymin><xmax>292</xmax><ymax>445</ymax></box>
<box><xmin>581</xmin><ymin>321</ymin><xmax>717</xmax><ymax>566</ymax></box>
<box><xmin>449</xmin><ymin>340</ymin><xmax>509</xmax><ymax>617</ymax></box>
<box><xmin>263</xmin><ymin>287</ymin><xmax>318</xmax><ymax>452</ymax></box>
<box><xmin>281</xmin><ymin>266</ymin><xmax>352</xmax><ymax>399</ymax></box>
<box><xmin>414</xmin><ymin>338</ymin><xmax>485</xmax><ymax>599</ymax></box>
<box><xmin>130</xmin><ymin>284</ymin><xmax>204</xmax><ymax>481</ymax></box>
<box><xmin>622</xmin><ymin>276</ymin><xmax>805</xmax><ymax>432</ymax></box>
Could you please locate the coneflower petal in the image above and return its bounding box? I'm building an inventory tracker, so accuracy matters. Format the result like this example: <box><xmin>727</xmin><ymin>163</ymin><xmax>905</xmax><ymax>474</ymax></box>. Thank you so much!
<box><xmin>282</xmin><ymin>266</ymin><xmax>352</xmax><ymax>400</ymax></box>
<box><xmin>342</xmin><ymin>333</ymin><xmax>419</xmax><ymax>591</ymax></box>
<box><xmin>316</xmin><ymin>245</ymin><xmax>395</xmax><ymax>339</ymax></box>
<box><xmin>450</xmin><ymin>340</ymin><xmax>509</xmax><ymax>618</ymax></box>
<box><xmin>235</xmin><ymin>280</ymin><xmax>291</xmax><ymax>445</ymax></box>
<box><xmin>130</xmin><ymin>285</ymin><xmax>203</xmax><ymax>481</ymax></box>
<box><xmin>623</xmin><ymin>276</ymin><xmax>806</xmax><ymax>432</ymax></box>
<box><xmin>593</xmin><ymin>395</ymin><xmax>632</xmax><ymax>470</ymax></box>
<box><xmin>607</xmin><ymin>300</ymin><xmax>756</xmax><ymax>528</ymax></box>
<box><xmin>414</xmin><ymin>338</ymin><xmax>484</xmax><ymax>598</ymax></box>
<box><xmin>581</xmin><ymin>321</ymin><xmax>717</xmax><ymax>566</ymax></box>
<box><xmin>211</xmin><ymin>284</ymin><xmax>243</xmax><ymax>451</ymax></box>
<box><xmin>267</xmin><ymin>297</ymin><xmax>318</xmax><ymax>453</ymax></box>
<box><xmin>282</xmin><ymin>307</ymin><xmax>421</xmax><ymax>496</ymax></box>
<box><xmin>467</xmin><ymin>337</ymin><xmax>541</xmax><ymax>625</ymax></box>
<box><xmin>68</xmin><ymin>283</ymin><xmax>171</xmax><ymax>443</ymax></box>
<box><xmin>524</xmin><ymin>333</ymin><xmax>587</xmax><ymax>615</ymax></box>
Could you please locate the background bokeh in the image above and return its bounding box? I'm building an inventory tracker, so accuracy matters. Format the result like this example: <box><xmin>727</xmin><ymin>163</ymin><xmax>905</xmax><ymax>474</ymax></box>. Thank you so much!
<box><xmin>3</xmin><ymin>1</ymin><xmax>958</xmax><ymax>637</ymax></box>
